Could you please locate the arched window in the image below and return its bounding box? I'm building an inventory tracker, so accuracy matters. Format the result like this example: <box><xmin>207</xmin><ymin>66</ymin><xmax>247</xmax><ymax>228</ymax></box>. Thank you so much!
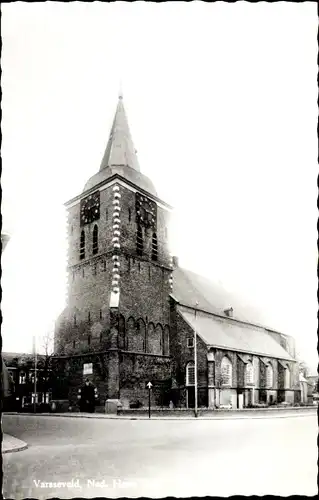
<box><xmin>151</xmin><ymin>233</ymin><xmax>158</xmax><ymax>261</ymax></box>
<box><xmin>134</xmin><ymin>319</ymin><xmax>146</xmax><ymax>352</ymax></box>
<box><xmin>221</xmin><ymin>356</ymin><xmax>232</xmax><ymax>386</ymax></box>
<box><xmin>93</xmin><ymin>225</ymin><xmax>98</xmax><ymax>255</ymax></box>
<box><xmin>118</xmin><ymin>315</ymin><xmax>126</xmax><ymax>350</ymax></box>
<box><xmin>245</xmin><ymin>361</ymin><xmax>254</xmax><ymax>385</ymax></box>
<box><xmin>284</xmin><ymin>367</ymin><xmax>290</xmax><ymax>389</ymax></box>
<box><xmin>163</xmin><ymin>325</ymin><xmax>170</xmax><ymax>355</ymax></box>
<box><xmin>126</xmin><ymin>317</ymin><xmax>136</xmax><ymax>351</ymax></box>
<box><xmin>154</xmin><ymin>324</ymin><xmax>163</xmax><ymax>354</ymax></box>
<box><xmin>186</xmin><ymin>362</ymin><xmax>195</xmax><ymax>386</ymax></box>
<box><xmin>266</xmin><ymin>364</ymin><xmax>273</xmax><ymax>388</ymax></box>
<box><xmin>136</xmin><ymin>226</ymin><xmax>143</xmax><ymax>256</ymax></box>
<box><xmin>80</xmin><ymin>230</ymin><xmax>85</xmax><ymax>260</ymax></box>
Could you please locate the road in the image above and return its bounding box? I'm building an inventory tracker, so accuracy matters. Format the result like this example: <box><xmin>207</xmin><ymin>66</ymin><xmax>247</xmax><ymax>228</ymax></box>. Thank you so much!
<box><xmin>3</xmin><ymin>413</ymin><xmax>317</xmax><ymax>498</ymax></box>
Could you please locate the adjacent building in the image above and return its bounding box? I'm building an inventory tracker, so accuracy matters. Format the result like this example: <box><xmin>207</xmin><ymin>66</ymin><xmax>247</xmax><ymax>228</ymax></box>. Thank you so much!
<box><xmin>53</xmin><ymin>94</ymin><xmax>301</xmax><ymax>409</ymax></box>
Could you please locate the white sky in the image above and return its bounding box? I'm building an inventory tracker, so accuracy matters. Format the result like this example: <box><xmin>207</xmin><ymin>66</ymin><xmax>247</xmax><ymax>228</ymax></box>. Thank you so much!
<box><xmin>1</xmin><ymin>2</ymin><xmax>317</xmax><ymax>372</ymax></box>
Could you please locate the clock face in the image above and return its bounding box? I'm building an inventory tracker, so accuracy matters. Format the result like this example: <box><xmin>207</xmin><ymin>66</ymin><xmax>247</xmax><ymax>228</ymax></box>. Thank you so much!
<box><xmin>136</xmin><ymin>193</ymin><xmax>157</xmax><ymax>229</ymax></box>
<box><xmin>80</xmin><ymin>191</ymin><xmax>100</xmax><ymax>226</ymax></box>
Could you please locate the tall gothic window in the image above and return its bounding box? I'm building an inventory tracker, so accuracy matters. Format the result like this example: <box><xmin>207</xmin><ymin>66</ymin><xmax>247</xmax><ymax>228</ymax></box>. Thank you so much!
<box><xmin>118</xmin><ymin>315</ymin><xmax>126</xmax><ymax>350</ymax></box>
<box><xmin>80</xmin><ymin>230</ymin><xmax>85</xmax><ymax>260</ymax></box>
<box><xmin>93</xmin><ymin>225</ymin><xmax>98</xmax><ymax>255</ymax></box>
<box><xmin>186</xmin><ymin>362</ymin><xmax>195</xmax><ymax>386</ymax></box>
<box><xmin>136</xmin><ymin>225</ymin><xmax>143</xmax><ymax>256</ymax></box>
<box><xmin>284</xmin><ymin>367</ymin><xmax>290</xmax><ymax>389</ymax></box>
<box><xmin>221</xmin><ymin>356</ymin><xmax>232</xmax><ymax>386</ymax></box>
<box><xmin>266</xmin><ymin>364</ymin><xmax>273</xmax><ymax>388</ymax></box>
<box><xmin>245</xmin><ymin>361</ymin><xmax>254</xmax><ymax>385</ymax></box>
<box><xmin>151</xmin><ymin>233</ymin><xmax>158</xmax><ymax>261</ymax></box>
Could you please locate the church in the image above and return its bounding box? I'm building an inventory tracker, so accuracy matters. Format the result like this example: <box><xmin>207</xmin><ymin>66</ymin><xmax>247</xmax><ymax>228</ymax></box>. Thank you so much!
<box><xmin>54</xmin><ymin>94</ymin><xmax>301</xmax><ymax>410</ymax></box>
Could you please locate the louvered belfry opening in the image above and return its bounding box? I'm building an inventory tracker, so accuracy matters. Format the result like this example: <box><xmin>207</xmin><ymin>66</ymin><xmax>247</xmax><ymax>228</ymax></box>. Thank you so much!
<box><xmin>93</xmin><ymin>224</ymin><xmax>98</xmax><ymax>255</ymax></box>
<box><xmin>80</xmin><ymin>230</ymin><xmax>85</xmax><ymax>260</ymax></box>
<box><xmin>151</xmin><ymin>233</ymin><xmax>158</xmax><ymax>261</ymax></box>
<box><xmin>136</xmin><ymin>225</ymin><xmax>143</xmax><ymax>256</ymax></box>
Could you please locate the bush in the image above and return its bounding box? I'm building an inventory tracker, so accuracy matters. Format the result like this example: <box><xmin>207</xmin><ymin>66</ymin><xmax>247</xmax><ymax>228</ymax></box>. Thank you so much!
<box><xmin>20</xmin><ymin>403</ymin><xmax>51</xmax><ymax>413</ymax></box>
<box><xmin>129</xmin><ymin>400</ymin><xmax>143</xmax><ymax>409</ymax></box>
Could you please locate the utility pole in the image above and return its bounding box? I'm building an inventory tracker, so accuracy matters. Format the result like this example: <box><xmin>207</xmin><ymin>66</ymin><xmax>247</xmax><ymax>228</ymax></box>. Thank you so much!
<box><xmin>33</xmin><ymin>335</ymin><xmax>37</xmax><ymax>413</ymax></box>
<box><xmin>194</xmin><ymin>301</ymin><xmax>198</xmax><ymax>418</ymax></box>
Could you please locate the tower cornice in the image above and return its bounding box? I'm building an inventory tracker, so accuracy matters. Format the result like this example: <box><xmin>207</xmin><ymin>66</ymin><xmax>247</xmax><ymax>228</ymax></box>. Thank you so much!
<box><xmin>65</xmin><ymin>173</ymin><xmax>173</xmax><ymax>211</ymax></box>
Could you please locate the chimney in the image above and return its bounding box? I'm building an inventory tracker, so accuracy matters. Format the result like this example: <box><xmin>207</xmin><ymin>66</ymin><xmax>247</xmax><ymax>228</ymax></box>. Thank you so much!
<box><xmin>224</xmin><ymin>307</ymin><xmax>233</xmax><ymax>318</ymax></box>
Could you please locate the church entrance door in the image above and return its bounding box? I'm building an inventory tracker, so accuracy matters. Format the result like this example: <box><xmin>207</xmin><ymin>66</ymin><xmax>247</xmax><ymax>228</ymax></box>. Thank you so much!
<box><xmin>187</xmin><ymin>387</ymin><xmax>195</xmax><ymax>408</ymax></box>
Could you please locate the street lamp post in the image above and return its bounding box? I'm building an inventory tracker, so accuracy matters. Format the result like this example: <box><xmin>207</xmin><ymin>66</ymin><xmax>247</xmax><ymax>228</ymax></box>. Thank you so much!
<box><xmin>194</xmin><ymin>301</ymin><xmax>199</xmax><ymax>418</ymax></box>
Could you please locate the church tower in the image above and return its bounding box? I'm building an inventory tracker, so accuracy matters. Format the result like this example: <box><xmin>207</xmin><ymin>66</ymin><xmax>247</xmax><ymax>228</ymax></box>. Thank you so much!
<box><xmin>55</xmin><ymin>95</ymin><xmax>173</xmax><ymax>404</ymax></box>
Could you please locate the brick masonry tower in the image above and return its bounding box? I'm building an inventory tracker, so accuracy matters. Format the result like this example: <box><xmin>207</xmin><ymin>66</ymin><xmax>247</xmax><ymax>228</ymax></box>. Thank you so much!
<box><xmin>54</xmin><ymin>95</ymin><xmax>173</xmax><ymax>406</ymax></box>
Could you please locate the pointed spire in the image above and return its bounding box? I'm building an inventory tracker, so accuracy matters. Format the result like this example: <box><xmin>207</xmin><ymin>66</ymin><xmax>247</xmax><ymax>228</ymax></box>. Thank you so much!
<box><xmin>99</xmin><ymin>95</ymin><xmax>140</xmax><ymax>172</ymax></box>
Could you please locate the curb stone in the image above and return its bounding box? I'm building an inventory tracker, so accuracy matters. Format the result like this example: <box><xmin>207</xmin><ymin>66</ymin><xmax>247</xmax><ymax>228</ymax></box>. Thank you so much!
<box><xmin>3</xmin><ymin>410</ymin><xmax>317</xmax><ymax>421</ymax></box>
<box><xmin>2</xmin><ymin>434</ymin><xmax>28</xmax><ymax>454</ymax></box>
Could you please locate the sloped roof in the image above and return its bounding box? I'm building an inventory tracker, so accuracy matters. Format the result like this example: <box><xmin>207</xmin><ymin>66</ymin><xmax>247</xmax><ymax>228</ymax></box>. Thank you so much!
<box><xmin>83</xmin><ymin>165</ymin><xmax>157</xmax><ymax>196</ymax></box>
<box><xmin>173</xmin><ymin>266</ymin><xmax>281</xmax><ymax>332</ymax></box>
<box><xmin>83</xmin><ymin>96</ymin><xmax>157</xmax><ymax>197</ymax></box>
<box><xmin>178</xmin><ymin>306</ymin><xmax>294</xmax><ymax>361</ymax></box>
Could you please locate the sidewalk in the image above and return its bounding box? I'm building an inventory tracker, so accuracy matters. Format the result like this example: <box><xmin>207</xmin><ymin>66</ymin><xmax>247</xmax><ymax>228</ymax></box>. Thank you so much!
<box><xmin>2</xmin><ymin>434</ymin><xmax>28</xmax><ymax>454</ymax></box>
<box><xmin>4</xmin><ymin>408</ymin><xmax>317</xmax><ymax>421</ymax></box>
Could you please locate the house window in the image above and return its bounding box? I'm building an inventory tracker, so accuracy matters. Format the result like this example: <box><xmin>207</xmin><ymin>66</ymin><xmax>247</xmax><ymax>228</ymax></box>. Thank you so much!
<box><xmin>151</xmin><ymin>233</ymin><xmax>158</xmax><ymax>261</ymax></box>
<box><xmin>245</xmin><ymin>361</ymin><xmax>254</xmax><ymax>385</ymax></box>
<box><xmin>284</xmin><ymin>367</ymin><xmax>290</xmax><ymax>389</ymax></box>
<box><xmin>19</xmin><ymin>372</ymin><xmax>26</xmax><ymax>384</ymax></box>
<box><xmin>136</xmin><ymin>225</ymin><xmax>143</xmax><ymax>256</ymax></box>
<box><xmin>187</xmin><ymin>338</ymin><xmax>194</xmax><ymax>348</ymax></box>
<box><xmin>80</xmin><ymin>230</ymin><xmax>85</xmax><ymax>260</ymax></box>
<box><xmin>93</xmin><ymin>225</ymin><xmax>98</xmax><ymax>255</ymax></box>
<box><xmin>186</xmin><ymin>362</ymin><xmax>195</xmax><ymax>386</ymax></box>
<box><xmin>221</xmin><ymin>356</ymin><xmax>232</xmax><ymax>386</ymax></box>
<box><xmin>266</xmin><ymin>364</ymin><xmax>273</xmax><ymax>388</ymax></box>
<box><xmin>31</xmin><ymin>393</ymin><xmax>39</xmax><ymax>404</ymax></box>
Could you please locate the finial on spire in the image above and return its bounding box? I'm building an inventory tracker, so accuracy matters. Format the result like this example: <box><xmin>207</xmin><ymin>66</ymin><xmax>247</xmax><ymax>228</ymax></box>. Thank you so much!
<box><xmin>118</xmin><ymin>78</ymin><xmax>123</xmax><ymax>100</ymax></box>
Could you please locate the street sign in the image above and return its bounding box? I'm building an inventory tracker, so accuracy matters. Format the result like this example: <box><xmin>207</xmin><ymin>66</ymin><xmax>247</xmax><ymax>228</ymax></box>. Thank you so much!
<box><xmin>83</xmin><ymin>363</ymin><xmax>93</xmax><ymax>375</ymax></box>
<box><xmin>147</xmin><ymin>381</ymin><xmax>153</xmax><ymax>418</ymax></box>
